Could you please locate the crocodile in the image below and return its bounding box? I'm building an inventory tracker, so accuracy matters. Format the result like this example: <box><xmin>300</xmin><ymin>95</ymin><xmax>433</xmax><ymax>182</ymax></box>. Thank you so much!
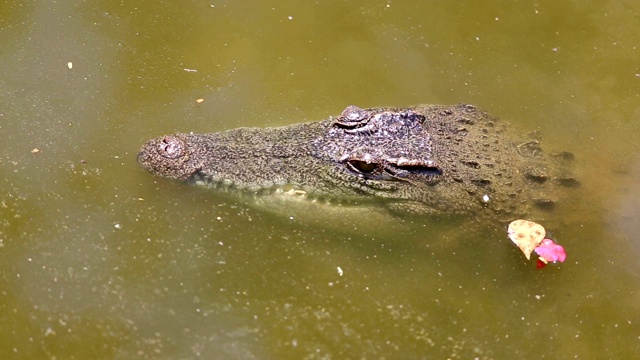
<box><xmin>137</xmin><ymin>104</ymin><xmax>578</xmax><ymax>221</ymax></box>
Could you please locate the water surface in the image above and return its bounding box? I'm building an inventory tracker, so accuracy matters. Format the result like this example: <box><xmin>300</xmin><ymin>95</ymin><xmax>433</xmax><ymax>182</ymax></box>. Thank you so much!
<box><xmin>1</xmin><ymin>1</ymin><xmax>640</xmax><ymax>358</ymax></box>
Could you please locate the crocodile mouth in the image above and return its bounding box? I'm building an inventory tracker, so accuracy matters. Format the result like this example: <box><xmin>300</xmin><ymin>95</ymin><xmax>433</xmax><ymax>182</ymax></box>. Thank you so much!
<box><xmin>190</xmin><ymin>171</ymin><xmax>388</xmax><ymax>207</ymax></box>
<box><xmin>192</xmin><ymin>171</ymin><xmax>306</xmax><ymax>196</ymax></box>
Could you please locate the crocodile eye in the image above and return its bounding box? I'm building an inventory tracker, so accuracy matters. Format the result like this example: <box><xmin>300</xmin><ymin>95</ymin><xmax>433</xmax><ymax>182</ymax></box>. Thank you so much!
<box><xmin>349</xmin><ymin>160</ymin><xmax>378</xmax><ymax>173</ymax></box>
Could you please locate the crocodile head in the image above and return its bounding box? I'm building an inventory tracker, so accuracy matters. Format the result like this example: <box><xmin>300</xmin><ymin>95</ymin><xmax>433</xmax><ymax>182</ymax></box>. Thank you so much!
<box><xmin>138</xmin><ymin>105</ymin><xmax>578</xmax><ymax>219</ymax></box>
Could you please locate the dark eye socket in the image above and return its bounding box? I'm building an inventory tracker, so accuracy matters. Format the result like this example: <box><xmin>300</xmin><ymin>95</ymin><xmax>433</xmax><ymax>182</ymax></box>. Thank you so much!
<box><xmin>346</xmin><ymin>159</ymin><xmax>443</xmax><ymax>179</ymax></box>
<box><xmin>397</xmin><ymin>164</ymin><xmax>442</xmax><ymax>176</ymax></box>
<box><xmin>348</xmin><ymin>160</ymin><xmax>379</xmax><ymax>174</ymax></box>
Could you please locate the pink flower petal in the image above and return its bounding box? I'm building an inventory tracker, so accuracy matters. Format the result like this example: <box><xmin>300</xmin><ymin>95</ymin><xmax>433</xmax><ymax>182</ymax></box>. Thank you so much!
<box><xmin>534</xmin><ymin>238</ymin><xmax>567</xmax><ymax>263</ymax></box>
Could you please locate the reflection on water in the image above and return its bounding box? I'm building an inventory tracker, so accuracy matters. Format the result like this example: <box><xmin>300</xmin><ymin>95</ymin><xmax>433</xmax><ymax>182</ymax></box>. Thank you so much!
<box><xmin>1</xmin><ymin>0</ymin><xmax>640</xmax><ymax>358</ymax></box>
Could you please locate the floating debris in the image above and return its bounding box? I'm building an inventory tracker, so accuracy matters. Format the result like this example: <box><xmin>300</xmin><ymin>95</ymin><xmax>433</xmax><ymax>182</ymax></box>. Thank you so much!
<box><xmin>535</xmin><ymin>238</ymin><xmax>567</xmax><ymax>264</ymax></box>
<box><xmin>507</xmin><ymin>219</ymin><xmax>545</xmax><ymax>260</ymax></box>
<box><xmin>507</xmin><ymin>219</ymin><xmax>567</xmax><ymax>268</ymax></box>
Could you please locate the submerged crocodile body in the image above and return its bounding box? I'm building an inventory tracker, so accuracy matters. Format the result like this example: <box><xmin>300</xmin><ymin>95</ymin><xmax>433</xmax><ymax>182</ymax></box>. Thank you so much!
<box><xmin>138</xmin><ymin>104</ymin><xmax>578</xmax><ymax>220</ymax></box>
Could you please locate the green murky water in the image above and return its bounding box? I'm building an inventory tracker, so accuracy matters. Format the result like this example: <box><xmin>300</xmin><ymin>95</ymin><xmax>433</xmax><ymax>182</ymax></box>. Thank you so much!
<box><xmin>2</xmin><ymin>1</ymin><xmax>640</xmax><ymax>358</ymax></box>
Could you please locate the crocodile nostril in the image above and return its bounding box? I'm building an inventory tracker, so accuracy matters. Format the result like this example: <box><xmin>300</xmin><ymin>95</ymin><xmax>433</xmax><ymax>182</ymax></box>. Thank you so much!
<box><xmin>159</xmin><ymin>136</ymin><xmax>185</xmax><ymax>159</ymax></box>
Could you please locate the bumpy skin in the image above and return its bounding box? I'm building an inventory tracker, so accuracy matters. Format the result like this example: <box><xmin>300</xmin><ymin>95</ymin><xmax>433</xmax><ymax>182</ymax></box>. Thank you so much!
<box><xmin>138</xmin><ymin>104</ymin><xmax>577</xmax><ymax>218</ymax></box>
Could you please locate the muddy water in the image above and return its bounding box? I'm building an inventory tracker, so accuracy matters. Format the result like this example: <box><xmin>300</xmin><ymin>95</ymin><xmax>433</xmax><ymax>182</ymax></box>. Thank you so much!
<box><xmin>1</xmin><ymin>1</ymin><xmax>639</xmax><ymax>358</ymax></box>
